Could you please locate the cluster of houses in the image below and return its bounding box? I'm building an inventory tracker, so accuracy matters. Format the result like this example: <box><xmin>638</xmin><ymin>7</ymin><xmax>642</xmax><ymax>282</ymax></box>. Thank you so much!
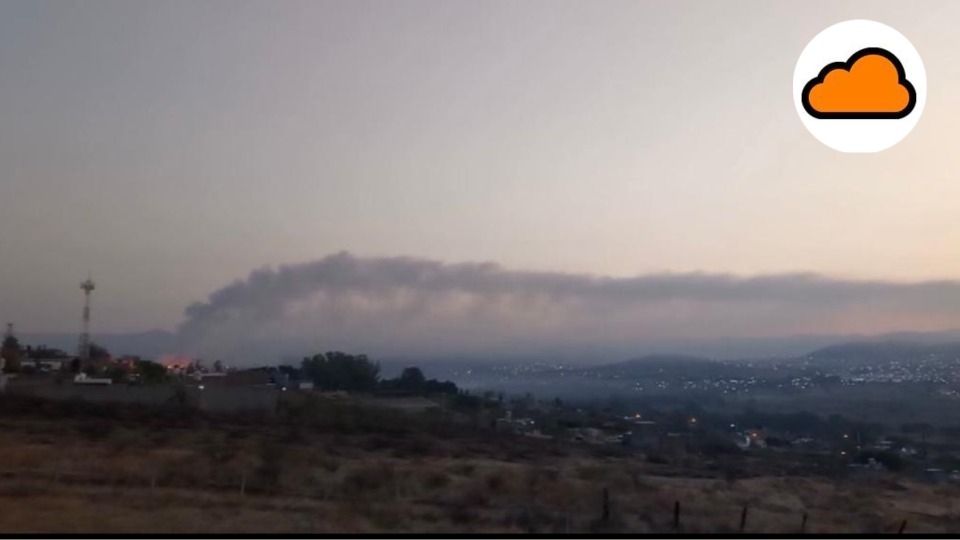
<box><xmin>487</xmin><ymin>404</ymin><xmax>960</xmax><ymax>484</ymax></box>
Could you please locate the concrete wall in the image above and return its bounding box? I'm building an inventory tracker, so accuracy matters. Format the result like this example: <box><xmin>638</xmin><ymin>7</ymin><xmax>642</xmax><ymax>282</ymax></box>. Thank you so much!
<box><xmin>7</xmin><ymin>380</ymin><xmax>279</xmax><ymax>413</ymax></box>
<box><xmin>187</xmin><ymin>385</ymin><xmax>279</xmax><ymax>413</ymax></box>
<box><xmin>10</xmin><ymin>382</ymin><xmax>176</xmax><ymax>405</ymax></box>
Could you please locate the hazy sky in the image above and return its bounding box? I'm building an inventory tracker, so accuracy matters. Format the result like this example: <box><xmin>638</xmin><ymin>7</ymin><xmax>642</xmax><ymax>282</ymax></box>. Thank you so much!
<box><xmin>3</xmin><ymin>1</ymin><xmax>960</xmax><ymax>341</ymax></box>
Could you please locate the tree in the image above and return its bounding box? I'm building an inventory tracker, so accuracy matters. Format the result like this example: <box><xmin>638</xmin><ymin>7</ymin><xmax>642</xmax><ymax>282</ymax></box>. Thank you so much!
<box><xmin>423</xmin><ymin>379</ymin><xmax>458</xmax><ymax>395</ymax></box>
<box><xmin>213</xmin><ymin>360</ymin><xmax>224</xmax><ymax>373</ymax></box>
<box><xmin>2</xmin><ymin>334</ymin><xmax>20</xmax><ymax>353</ymax></box>
<box><xmin>277</xmin><ymin>364</ymin><xmax>300</xmax><ymax>381</ymax></box>
<box><xmin>301</xmin><ymin>351</ymin><xmax>380</xmax><ymax>392</ymax></box>
<box><xmin>1</xmin><ymin>333</ymin><xmax>21</xmax><ymax>373</ymax></box>
<box><xmin>137</xmin><ymin>360</ymin><xmax>168</xmax><ymax>385</ymax></box>
<box><xmin>857</xmin><ymin>450</ymin><xmax>905</xmax><ymax>471</ymax></box>
<box><xmin>397</xmin><ymin>367</ymin><xmax>426</xmax><ymax>392</ymax></box>
<box><xmin>27</xmin><ymin>345</ymin><xmax>68</xmax><ymax>359</ymax></box>
<box><xmin>106</xmin><ymin>365</ymin><xmax>127</xmax><ymax>384</ymax></box>
<box><xmin>88</xmin><ymin>342</ymin><xmax>111</xmax><ymax>361</ymax></box>
<box><xmin>379</xmin><ymin>365</ymin><xmax>458</xmax><ymax>396</ymax></box>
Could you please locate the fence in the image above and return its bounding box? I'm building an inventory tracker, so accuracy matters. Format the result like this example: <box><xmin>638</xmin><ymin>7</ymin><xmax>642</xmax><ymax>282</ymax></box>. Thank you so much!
<box><xmin>591</xmin><ymin>488</ymin><xmax>913</xmax><ymax>534</ymax></box>
<box><xmin>0</xmin><ymin>468</ymin><xmax>919</xmax><ymax>534</ymax></box>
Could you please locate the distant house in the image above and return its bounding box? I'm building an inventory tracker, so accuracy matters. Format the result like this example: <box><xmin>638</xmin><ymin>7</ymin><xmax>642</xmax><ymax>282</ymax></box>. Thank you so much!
<box><xmin>871</xmin><ymin>438</ymin><xmax>894</xmax><ymax>451</ymax></box>
<box><xmin>660</xmin><ymin>432</ymin><xmax>690</xmax><ymax>455</ymax></box>
<box><xmin>190</xmin><ymin>371</ymin><xmax>227</xmax><ymax>382</ymax></box>
<box><xmin>900</xmin><ymin>446</ymin><xmax>920</xmax><ymax>457</ymax></box>
<box><xmin>741</xmin><ymin>428</ymin><xmax>767</xmax><ymax>449</ymax></box>
<box><xmin>201</xmin><ymin>367</ymin><xmax>288</xmax><ymax>388</ymax></box>
<box><xmin>158</xmin><ymin>355</ymin><xmax>193</xmax><ymax>373</ymax></box>
<box><xmin>847</xmin><ymin>458</ymin><xmax>885</xmax><ymax>476</ymax></box>
<box><xmin>496</xmin><ymin>414</ymin><xmax>536</xmax><ymax>435</ymax></box>
<box><xmin>270</xmin><ymin>371</ymin><xmax>290</xmax><ymax>388</ymax></box>
<box><xmin>569</xmin><ymin>427</ymin><xmax>605</xmax><ymax>444</ymax></box>
<box><xmin>19</xmin><ymin>357</ymin><xmax>68</xmax><ymax>373</ymax></box>
<box><xmin>114</xmin><ymin>356</ymin><xmax>139</xmax><ymax>368</ymax></box>
<box><xmin>923</xmin><ymin>468</ymin><xmax>948</xmax><ymax>483</ymax></box>
<box><xmin>73</xmin><ymin>373</ymin><xmax>112</xmax><ymax>385</ymax></box>
<box><xmin>735</xmin><ymin>434</ymin><xmax>751</xmax><ymax>451</ymax></box>
<box><xmin>625</xmin><ymin>420</ymin><xmax>660</xmax><ymax>448</ymax></box>
<box><xmin>36</xmin><ymin>358</ymin><xmax>68</xmax><ymax>371</ymax></box>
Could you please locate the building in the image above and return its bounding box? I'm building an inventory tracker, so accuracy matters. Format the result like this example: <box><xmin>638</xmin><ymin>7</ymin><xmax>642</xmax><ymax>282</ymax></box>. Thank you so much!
<box><xmin>73</xmin><ymin>373</ymin><xmax>112</xmax><ymax>385</ymax></box>
<box><xmin>496</xmin><ymin>411</ymin><xmax>537</xmax><ymax>434</ymax></box>
<box><xmin>659</xmin><ymin>432</ymin><xmax>690</xmax><ymax>455</ymax></box>
<box><xmin>623</xmin><ymin>420</ymin><xmax>660</xmax><ymax>449</ymax></box>
<box><xmin>205</xmin><ymin>368</ymin><xmax>273</xmax><ymax>387</ymax></box>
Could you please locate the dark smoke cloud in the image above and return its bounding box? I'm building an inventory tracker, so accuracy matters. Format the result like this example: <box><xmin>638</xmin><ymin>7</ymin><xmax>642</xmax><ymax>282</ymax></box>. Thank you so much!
<box><xmin>175</xmin><ymin>252</ymin><xmax>960</xmax><ymax>363</ymax></box>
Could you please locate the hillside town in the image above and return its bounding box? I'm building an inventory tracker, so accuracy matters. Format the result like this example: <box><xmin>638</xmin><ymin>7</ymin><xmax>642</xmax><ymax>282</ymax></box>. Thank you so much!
<box><xmin>5</xmin><ymin>319</ymin><xmax>960</xmax><ymax>492</ymax></box>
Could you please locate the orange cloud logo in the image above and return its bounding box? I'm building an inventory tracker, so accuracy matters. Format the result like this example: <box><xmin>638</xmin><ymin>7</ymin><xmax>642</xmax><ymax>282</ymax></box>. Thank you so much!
<box><xmin>801</xmin><ymin>47</ymin><xmax>916</xmax><ymax>119</ymax></box>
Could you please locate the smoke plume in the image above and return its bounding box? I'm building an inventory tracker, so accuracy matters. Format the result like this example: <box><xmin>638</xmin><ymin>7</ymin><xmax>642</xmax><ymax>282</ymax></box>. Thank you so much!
<box><xmin>176</xmin><ymin>252</ymin><xmax>960</xmax><ymax>363</ymax></box>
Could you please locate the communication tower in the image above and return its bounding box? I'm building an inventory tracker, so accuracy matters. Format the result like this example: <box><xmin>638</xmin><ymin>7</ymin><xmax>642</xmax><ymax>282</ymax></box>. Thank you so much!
<box><xmin>78</xmin><ymin>277</ymin><xmax>96</xmax><ymax>360</ymax></box>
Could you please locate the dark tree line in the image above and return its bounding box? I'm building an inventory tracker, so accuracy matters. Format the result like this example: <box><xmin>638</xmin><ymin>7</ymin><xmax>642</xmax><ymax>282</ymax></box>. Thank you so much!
<box><xmin>296</xmin><ymin>352</ymin><xmax>458</xmax><ymax>395</ymax></box>
<box><xmin>380</xmin><ymin>366</ymin><xmax>458</xmax><ymax>395</ymax></box>
<box><xmin>301</xmin><ymin>351</ymin><xmax>381</xmax><ymax>392</ymax></box>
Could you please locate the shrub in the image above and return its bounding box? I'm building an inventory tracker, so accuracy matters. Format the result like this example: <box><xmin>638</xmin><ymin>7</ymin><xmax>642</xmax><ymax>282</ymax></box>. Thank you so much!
<box><xmin>254</xmin><ymin>440</ymin><xmax>284</xmax><ymax>493</ymax></box>
<box><xmin>341</xmin><ymin>462</ymin><xmax>396</xmax><ymax>498</ymax></box>
<box><xmin>423</xmin><ymin>470</ymin><xmax>451</xmax><ymax>490</ymax></box>
<box><xmin>485</xmin><ymin>470</ymin><xmax>506</xmax><ymax>491</ymax></box>
<box><xmin>77</xmin><ymin>419</ymin><xmax>115</xmax><ymax>440</ymax></box>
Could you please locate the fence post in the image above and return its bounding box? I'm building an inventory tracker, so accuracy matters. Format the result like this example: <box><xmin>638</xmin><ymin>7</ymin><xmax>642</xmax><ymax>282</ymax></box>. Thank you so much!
<box><xmin>53</xmin><ymin>458</ymin><xmax>61</xmax><ymax>485</ymax></box>
<box><xmin>898</xmin><ymin>519</ymin><xmax>907</xmax><ymax>534</ymax></box>
<box><xmin>601</xmin><ymin>487</ymin><xmax>610</xmax><ymax>525</ymax></box>
<box><xmin>800</xmin><ymin>512</ymin><xmax>808</xmax><ymax>533</ymax></box>
<box><xmin>740</xmin><ymin>505</ymin><xmax>748</xmax><ymax>532</ymax></box>
<box><xmin>673</xmin><ymin>500</ymin><xmax>680</xmax><ymax>530</ymax></box>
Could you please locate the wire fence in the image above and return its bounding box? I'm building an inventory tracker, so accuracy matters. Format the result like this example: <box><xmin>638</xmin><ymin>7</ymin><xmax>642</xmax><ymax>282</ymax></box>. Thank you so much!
<box><xmin>0</xmin><ymin>465</ymin><xmax>923</xmax><ymax>534</ymax></box>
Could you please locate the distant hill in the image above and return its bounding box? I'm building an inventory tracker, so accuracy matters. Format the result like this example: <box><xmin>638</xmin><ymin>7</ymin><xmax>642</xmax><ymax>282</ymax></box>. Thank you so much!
<box><xmin>15</xmin><ymin>328</ymin><xmax>960</xmax><ymax>371</ymax></box>
<box><xmin>20</xmin><ymin>330</ymin><xmax>176</xmax><ymax>358</ymax></box>
<box><xmin>803</xmin><ymin>340</ymin><xmax>960</xmax><ymax>368</ymax></box>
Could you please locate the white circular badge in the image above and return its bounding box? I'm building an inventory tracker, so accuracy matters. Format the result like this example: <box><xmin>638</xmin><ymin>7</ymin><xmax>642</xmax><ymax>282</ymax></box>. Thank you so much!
<box><xmin>793</xmin><ymin>20</ymin><xmax>925</xmax><ymax>153</ymax></box>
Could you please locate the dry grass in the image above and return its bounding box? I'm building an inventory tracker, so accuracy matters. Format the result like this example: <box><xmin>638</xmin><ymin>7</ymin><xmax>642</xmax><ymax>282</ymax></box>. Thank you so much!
<box><xmin>1</xmin><ymin>413</ymin><xmax>960</xmax><ymax>533</ymax></box>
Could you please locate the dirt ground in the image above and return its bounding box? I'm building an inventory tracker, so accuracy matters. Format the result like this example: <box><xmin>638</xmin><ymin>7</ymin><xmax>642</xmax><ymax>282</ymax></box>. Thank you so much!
<box><xmin>1</xmin><ymin>408</ymin><xmax>960</xmax><ymax>533</ymax></box>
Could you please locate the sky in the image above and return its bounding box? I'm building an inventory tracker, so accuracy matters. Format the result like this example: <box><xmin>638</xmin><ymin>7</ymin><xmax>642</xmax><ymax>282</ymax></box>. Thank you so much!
<box><xmin>3</xmin><ymin>1</ymin><xmax>960</xmax><ymax>359</ymax></box>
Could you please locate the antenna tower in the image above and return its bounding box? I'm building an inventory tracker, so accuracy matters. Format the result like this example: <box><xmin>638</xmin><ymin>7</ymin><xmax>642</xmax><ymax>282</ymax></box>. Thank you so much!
<box><xmin>79</xmin><ymin>277</ymin><xmax>96</xmax><ymax>360</ymax></box>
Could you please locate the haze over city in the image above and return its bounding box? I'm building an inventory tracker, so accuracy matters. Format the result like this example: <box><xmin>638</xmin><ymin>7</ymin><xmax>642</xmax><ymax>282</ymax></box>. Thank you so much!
<box><xmin>9</xmin><ymin>1</ymin><xmax>960</xmax><ymax>536</ymax></box>
<box><xmin>4</xmin><ymin>0</ymin><xmax>960</xmax><ymax>362</ymax></box>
